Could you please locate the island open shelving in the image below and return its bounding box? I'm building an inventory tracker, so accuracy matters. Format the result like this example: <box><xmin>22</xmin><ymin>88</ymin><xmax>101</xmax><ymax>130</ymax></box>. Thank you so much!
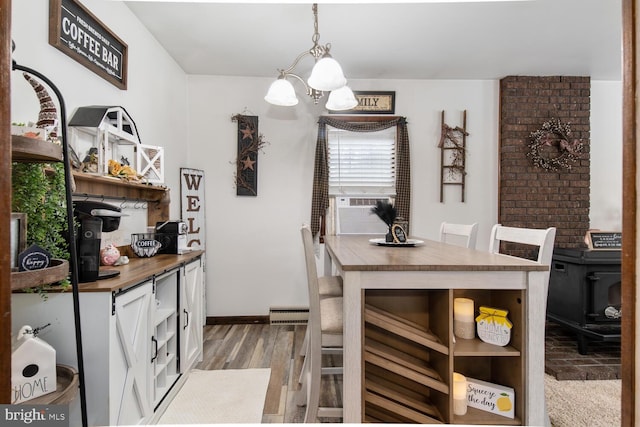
<box><xmin>363</xmin><ymin>289</ymin><xmax>525</xmax><ymax>425</ymax></box>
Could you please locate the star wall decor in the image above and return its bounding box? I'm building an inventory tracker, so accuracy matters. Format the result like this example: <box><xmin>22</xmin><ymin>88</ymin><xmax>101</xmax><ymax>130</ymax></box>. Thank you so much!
<box><xmin>240</xmin><ymin>126</ymin><xmax>254</xmax><ymax>141</ymax></box>
<box><xmin>241</xmin><ymin>156</ymin><xmax>256</xmax><ymax>171</ymax></box>
<box><xmin>231</xmin><ymin>114</ymin><xmax>268</xmax><ymax>196</ymax></box>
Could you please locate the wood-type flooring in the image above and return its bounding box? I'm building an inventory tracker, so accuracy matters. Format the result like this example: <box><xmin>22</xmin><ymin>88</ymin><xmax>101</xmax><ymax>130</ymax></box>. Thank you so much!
<box><xmin>195</xmin><ymin>323</ymin><xmax>342</xmax><ymax>423</ymax></box>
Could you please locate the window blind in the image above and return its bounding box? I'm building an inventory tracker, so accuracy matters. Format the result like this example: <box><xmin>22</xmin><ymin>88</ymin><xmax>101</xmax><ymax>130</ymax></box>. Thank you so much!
<box><xmin>327</xmin><ymin>126</ymin><xmax>396</xmax><ymax>195</ymax></box>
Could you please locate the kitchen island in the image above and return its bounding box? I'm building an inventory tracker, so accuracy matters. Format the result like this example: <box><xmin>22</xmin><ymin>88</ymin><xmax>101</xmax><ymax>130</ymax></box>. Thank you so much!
<box><xmin>322</xmin><ymin>235</ymin><xmax>549</xmax><ymax>425</ymax></box>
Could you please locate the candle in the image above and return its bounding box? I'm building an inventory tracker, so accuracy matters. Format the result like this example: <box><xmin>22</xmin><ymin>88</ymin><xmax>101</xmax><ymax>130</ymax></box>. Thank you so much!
<box><xmin>452</xmin><ymin>372</ymin><xmax>468</xmax><ymax>416</ymax></box>
<box><xmin>454</xmin><ymin>297</ymin><xmax>475</xmax><ymax>339</ymax></box>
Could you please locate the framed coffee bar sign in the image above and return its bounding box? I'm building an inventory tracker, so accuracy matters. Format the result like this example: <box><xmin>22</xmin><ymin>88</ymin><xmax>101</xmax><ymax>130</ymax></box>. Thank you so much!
<box><xmin>49</xmin><ymin>0</ymin><xmax>128</xmax><ymax>89</ymax></box>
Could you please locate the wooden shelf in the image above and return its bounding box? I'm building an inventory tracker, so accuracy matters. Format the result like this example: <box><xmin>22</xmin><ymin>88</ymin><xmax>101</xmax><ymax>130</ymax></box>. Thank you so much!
<box><xmin>365</xmin><ymin>338</ymin><xmax>449</xmax><ymax>394</ymax></box>
<box><xmin>453</xmin><ymin>406</ymin><xmax>522</xmax><ymax>426</ymax></box>
<box><xmin>72</xmin><ymin>171</ymin><xmax>170</xmax><ymax>225</ymax></box>
<box><xmin>453</xmin><ymin>338</ymin><xmax>520</xmax><ymax>357</ymax></box>
<box><xmin>365</xmin><ymin>390</ymin><xmax>444</xmax><ymax>424</ymax></box>
<box><xmin>12</xmin><ymin>135</ymin><xmax>63</xmax><ymax>163</ymax></box>
<box><xmin>365</xmin><ymin>304</ymin><xmax>448</xmax><ymax>355</ymax></box>
<box><xmin>11</xmin><ymin>259</ymin><xmax>69</xmax><ymax>291</ymax></box>
<box><xmin>363</xmin><ymin>289</ymin><xmax>525</xmax><ymax>424</ymax></box>
<box><xmin>72</xmin><ymin>171</ymin><xmax>168</xmax><ymax>201</ymax></box>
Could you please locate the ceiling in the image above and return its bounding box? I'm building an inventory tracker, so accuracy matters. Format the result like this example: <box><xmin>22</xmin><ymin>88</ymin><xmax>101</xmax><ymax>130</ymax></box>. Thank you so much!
<box><xmin>123</xmin><ymin>0</ymin><xmax>622</xmax><ymax>81</ymax></box>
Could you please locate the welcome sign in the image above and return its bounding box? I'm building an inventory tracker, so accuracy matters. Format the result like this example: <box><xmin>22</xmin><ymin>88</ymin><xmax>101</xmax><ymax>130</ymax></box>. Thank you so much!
<box><xmin>181</xmin><ymin>168</ymin><xmax>206</xmax><ymax>250</ymax></box>
<box><xmin>49</xmin><ymin>0</ymin><xmax>128</xmax><ymax>89</ymax></box>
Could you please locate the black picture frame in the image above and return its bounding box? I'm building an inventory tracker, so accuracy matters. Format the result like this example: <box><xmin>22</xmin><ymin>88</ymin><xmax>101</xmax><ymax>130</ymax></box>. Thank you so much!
<box><xmin>49</xmin><ymin>0</ymin><xmax>128</xmax><ymax>89</ymax></box>
<box><xmin>586</xmin><ymin>231</ymin><xmax>622</xmax><ymax>250</ymax></box>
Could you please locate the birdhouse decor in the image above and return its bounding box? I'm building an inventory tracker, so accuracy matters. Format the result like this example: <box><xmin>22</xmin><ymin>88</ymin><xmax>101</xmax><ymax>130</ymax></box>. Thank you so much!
<box><xmin>68</xmin><ymin>106</ymin><xmax>165</xmax><ymax>184</ymax></box>
<box><xmin>475</xmin><ymin>306</ymin><xmax>512</xmax><ymax>346</ymax></box>
<box><xmin>11</xmin><ymin>325</ymin><xmax>57</xmax><ymax>404</ymax></box>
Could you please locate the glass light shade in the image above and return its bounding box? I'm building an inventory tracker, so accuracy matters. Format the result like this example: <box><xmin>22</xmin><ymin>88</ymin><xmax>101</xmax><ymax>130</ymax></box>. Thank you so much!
<box><xmin>307</xmin><ymin>56</ymin><xmax>347</xmax><ymax>91</ymax></box>
<box><xmin>325</xmin><ymin>85</ymin><xmax>358</xmax><ymax>111</ymax></box>
<box><xmin>264</xmin><ymin>79</ymin><xmax>299</xmax><ymax>106</ymax></box>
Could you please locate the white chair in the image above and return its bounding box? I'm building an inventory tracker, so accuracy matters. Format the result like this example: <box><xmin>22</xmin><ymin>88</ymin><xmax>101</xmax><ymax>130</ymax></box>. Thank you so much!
<box><xmin>297</xmin><ymin>225</ymin><xmax>343</xmax><ymax>422</ymax></box>
<box><xmin>297</xmin><ymin>224</ymin><xmax>342</xmax><ymax>358</ymax></box>
<box><xmin>439</xmin><ymin>222</ymin><xmax>478</xmax><ymax>249</ymax></box>
<box><xmin>488</xmin><ymin>223</ymin><xmax>556</xmax><ymax>426</ymax></box>
<box><xmin>489</xmin><ymin>223</ymin><xmax>556</xmax><ymax>266</ymax></box>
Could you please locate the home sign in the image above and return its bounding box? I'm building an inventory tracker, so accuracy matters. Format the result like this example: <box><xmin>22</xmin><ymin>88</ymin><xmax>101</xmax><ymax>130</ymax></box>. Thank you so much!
<box><xmin>475</xmin><ymin>306</ymin><xmax>512</xmax><ymax>346</ymax></box>
<box><xmin>11</xmin><ymin>326</ymin><xmax>57</xmax><ymax>404</ymax></box>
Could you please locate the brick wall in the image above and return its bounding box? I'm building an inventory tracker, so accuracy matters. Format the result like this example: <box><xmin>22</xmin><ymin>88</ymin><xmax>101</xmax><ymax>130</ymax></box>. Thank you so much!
<box><xmin>499</xmin><ymin>76</ymin><xmax>590</xmax><ymax>258</ymax></box>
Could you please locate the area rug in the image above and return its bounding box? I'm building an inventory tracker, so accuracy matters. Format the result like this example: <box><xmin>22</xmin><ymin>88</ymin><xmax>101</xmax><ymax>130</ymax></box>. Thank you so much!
<box><xmin>158</xmin><ymin>368</ymin><xmax>271</xmax><ymax>424</ymax></box>
<box><xmin>545</xmin><ymin>374</ymin><xmax>620</xmax><ymax>426</ymax></box>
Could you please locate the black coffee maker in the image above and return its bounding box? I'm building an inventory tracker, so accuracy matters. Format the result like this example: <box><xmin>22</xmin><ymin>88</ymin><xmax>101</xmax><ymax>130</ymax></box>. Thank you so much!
<box><xmin>73</xmin><ymin>201</ymin><xmax>125</xmax><ymax>283</ymax></box>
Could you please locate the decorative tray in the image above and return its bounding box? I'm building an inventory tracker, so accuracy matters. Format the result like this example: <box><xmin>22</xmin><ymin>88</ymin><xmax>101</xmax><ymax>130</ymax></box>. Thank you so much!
<box><xmin>11</xmin><ymin>259</ymin><xmax>69</xmax><ymax>291</ymax></box>
<box><xmin>369</xmin><ymin>238</ymin><xmax>424</xmax><ymax>247</ymax></box>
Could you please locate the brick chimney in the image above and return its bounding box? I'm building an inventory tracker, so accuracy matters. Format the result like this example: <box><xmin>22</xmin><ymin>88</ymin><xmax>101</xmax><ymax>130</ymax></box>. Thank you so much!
<box><xmin>499</xmin><ymin>76</ymin><xmax>590</xmax><ymax>258</ymax></box>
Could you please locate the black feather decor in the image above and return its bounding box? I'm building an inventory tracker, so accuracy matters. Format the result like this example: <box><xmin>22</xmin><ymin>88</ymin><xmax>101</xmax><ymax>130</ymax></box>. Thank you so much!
<box><xmin>370</xmin><ymin>200</ymin><xmax>397</xmax><ymax>227</ymax></box>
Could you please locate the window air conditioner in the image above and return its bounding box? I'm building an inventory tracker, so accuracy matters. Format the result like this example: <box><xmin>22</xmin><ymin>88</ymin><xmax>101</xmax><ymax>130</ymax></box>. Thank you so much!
<box><xmin>336</xmin><ymin>197</ymin><xmax>390</xmax><ymax>235</ymax></box>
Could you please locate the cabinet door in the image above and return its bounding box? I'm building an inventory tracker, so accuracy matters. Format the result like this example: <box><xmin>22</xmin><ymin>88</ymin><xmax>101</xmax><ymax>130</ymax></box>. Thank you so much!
<box><xmin>110</xmin><ymin>281</ymin><xmax>153</xmax><ymax>425</ymax></box>
<box><xmin>180</xmin><ymin>258</ymin><xmax>203</xmax><ymax>371</ymax></box>
<box><xmin>152</xmin><ymin>268</ymin><xmax>180</xmax><ymax>408</ymax></box>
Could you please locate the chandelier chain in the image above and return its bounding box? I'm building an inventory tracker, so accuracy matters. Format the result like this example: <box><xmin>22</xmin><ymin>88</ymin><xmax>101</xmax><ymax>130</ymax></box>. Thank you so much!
<box><xmin>312</xmin><ymin>3</ymin><xmax>319</xmax><ymax>45</ymax></box>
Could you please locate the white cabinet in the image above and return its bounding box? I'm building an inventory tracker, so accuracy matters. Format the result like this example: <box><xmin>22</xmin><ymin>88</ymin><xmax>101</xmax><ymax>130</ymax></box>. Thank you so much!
<box><xmin>151</xmin><ymin>268</ymin><xmax>180</xmax><ymax>408</ymax></box>
<box><xmin>13</xmin><ymin>280</ymin><xmax>156</xmax><ymax>426</ymax></box>
<box><xmin>110</xmin><ymin>281</ymin><xmax>154</xmax><ymax>425</ymax></box>
<box><xmin>180</xmin><ymin>258</ymin><xmax>204</xmax><ymax>372</ymax></box>
<box><xmin>11</xmin><ymin>256</ymin><xmax>204</xmax><ymax>426</ymax></box>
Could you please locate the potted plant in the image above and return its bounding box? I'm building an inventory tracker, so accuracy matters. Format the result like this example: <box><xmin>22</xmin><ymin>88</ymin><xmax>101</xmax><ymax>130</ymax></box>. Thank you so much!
<box><xmin>12</xmin><ymin>161</ymin><xmax>71</xmax><ymax>294</ymax></box>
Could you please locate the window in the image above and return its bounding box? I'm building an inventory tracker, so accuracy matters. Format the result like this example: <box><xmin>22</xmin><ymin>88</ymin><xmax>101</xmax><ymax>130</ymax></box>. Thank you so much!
<box><xmin>327</xmin><ymin>125</ymin><xmax>396</xmax><ymax>196</ymax></box>
<box><xmin>310</xmin><ymin>115</ymin><xmax>410</xmax><ymax>238</ymax></box>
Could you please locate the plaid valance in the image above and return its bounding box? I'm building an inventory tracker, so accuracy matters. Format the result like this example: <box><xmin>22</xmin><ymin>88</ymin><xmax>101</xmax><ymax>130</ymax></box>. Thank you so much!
<box><xmin>310</xmin><ymin>116</ymin><xmax>411</xmax><ymax>237</ymax></box>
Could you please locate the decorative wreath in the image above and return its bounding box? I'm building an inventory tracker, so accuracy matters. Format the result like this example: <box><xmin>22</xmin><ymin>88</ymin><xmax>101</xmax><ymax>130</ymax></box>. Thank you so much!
<box><xmin>527</xmin><ymin>118</ymin><xmax>584</xmax><ymax>171</ymax></box>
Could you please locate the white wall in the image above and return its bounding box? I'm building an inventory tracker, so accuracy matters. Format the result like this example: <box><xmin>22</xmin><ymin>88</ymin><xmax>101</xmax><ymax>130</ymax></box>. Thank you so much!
<box><xmin>10</xmin><ymin>1</ymin><xmax>623</xmax><ymax>318</ymax></box>
<box><xmin>591</xmin><ymin>81</ymin><xmax>623</xmax><ymax>231</ymax></box>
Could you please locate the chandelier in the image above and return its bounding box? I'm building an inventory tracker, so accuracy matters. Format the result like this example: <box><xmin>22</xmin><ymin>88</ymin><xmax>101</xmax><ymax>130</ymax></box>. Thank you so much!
<box><xmin>264</xmin><ymin>3</ymin><xmax>358</xmax><ymax>111</ymax></box>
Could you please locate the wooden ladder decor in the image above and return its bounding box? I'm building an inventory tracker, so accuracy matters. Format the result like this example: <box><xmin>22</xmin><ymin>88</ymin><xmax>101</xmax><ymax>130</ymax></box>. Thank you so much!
<box><xmin>439</xmin><ymin>110</ymin><xmax>469</xmax><ymax>202</ymax></box>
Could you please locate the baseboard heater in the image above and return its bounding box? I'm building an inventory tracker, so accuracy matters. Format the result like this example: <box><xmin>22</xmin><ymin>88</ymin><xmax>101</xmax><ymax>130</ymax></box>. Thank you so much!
<box><xmin>269</xmin><ymin>307</ymin><xmax>309</xmax><ymax>325</ymax></box>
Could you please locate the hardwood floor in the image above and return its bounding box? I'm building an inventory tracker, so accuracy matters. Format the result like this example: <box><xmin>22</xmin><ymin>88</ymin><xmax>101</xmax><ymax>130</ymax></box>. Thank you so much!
<box><xmin>195</xmin><ymin>323</ymin><xmax>342</xmax><ymax>423</ymax></box>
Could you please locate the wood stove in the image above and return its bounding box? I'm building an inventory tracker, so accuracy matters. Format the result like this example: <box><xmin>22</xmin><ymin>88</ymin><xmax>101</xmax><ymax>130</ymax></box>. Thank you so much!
<box><xmin>547</xmin><ymin>248</ymin><xmax>621</xmax><ymax>354</ymax></box>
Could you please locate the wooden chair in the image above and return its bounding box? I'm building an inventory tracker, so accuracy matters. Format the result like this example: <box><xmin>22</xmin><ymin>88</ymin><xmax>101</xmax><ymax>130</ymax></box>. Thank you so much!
<box><xmin>439</xmin><ymin>222</ymin><xmax>478</xmax><ymax>249</ymax></box>
<box><xmin>297</xmin><ymin>225</ymin><xmax>343</xmax><ymax>422</ymax></box>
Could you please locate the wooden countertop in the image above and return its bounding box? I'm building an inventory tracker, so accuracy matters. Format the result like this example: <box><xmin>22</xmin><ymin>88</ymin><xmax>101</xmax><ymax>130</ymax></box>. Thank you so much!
<box><xmin>77</xmin><ymin>250</ymin><xmax>204</xmax><ymax>292</ymax></box>
<box><xmin>323</xmin><ymin>235</ymin><xmax>548</xmax><ymax>272</ymax></box>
